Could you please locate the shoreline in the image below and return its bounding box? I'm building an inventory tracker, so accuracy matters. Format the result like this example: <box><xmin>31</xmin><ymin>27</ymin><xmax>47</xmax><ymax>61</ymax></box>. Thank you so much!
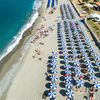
<box><xmin>0</xmin><ymin>4</ymin><xmax>43</xmax><ymax>99</ymax></box>
<box><xmin>0</xmin><ymin>0</ymin><xmax>42</xmax><ymax>79</ymax></box>
<box><xmin>1</xmin><ymin>0</ymin><xmax>100</xmax><ymax>99</ymax></box>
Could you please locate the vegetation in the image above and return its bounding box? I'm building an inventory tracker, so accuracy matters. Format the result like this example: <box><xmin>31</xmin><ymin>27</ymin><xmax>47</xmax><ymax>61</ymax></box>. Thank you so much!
<box><xmin>87</xmin><ymin>19</ymin><xmax>100</xmax><ymax>41</ymax></box>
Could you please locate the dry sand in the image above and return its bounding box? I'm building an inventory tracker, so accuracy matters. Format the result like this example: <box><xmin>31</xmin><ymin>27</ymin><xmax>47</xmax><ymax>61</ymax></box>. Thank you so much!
<box><xmin>0</xmin><ymin>0</ymin><xmax>100</xmax><ymax>100</ymax></box>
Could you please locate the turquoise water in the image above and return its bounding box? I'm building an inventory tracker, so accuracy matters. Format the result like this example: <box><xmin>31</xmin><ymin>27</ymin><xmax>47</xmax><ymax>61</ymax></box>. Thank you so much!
<box><xmin>0</xmin><ymin>0</ymin><xmax>38</xmax><ymax>59</ymax></box>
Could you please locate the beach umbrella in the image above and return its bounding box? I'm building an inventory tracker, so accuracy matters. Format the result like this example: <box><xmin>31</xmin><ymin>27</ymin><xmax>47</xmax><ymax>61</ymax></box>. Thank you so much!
<box><xmin>66</xmin><ymin>90</ymin><xmax>74</xmax><ymax>98</ymax></box>
<box><xmin>64</xmin><ymin>65</ymin><xmax>71</xmax><ymax>69</ymax></box>
<box><xmin>88</xmin><ymin>68</ymin><xmax>94</xmax><ymax>73</ymax></box>
<box><xmin>50</xmin><ymin>75</ymin><xmax>58</xmax><ymax>82</ymax></box>
<box><xmin>64</xmin><ymin>59</ymin><xmax>68</xmax><ymax>64</ymax></box>
<box><xmin>51</xmin><ymin>60</ymin><xmax>56</xmax><ymax>65</ymax></box>
<box><xmin>52</xmin><ymin>52</ymin><xmax>57</xmax><ymax>59</ymax></box>
<box><xmin>65</xmin><ymin>82</ymin><xmax>72</xmax><ymax>89</ymax></box>
<box><xmin>50</xmin><ymin>83</ymin><xmax>57</xmax><ymax>90</ymax></box>
<box><xmin>48</xmin><ymin>91</ymin><xmax>56</xmax><ymax>99</ymax></box>
<box><xmin>50</xmin><ymin>63</ymin><xmax>56</xmax><ymax>68</ymax></box>
<box><xmin>93</xmin><ymin>82</ymin><xmax>100</xmax><ymax>89</ymax></box>
<box><xmin>76</xmin><ymin>80</ymin><xmax>83</xmax><ymax>88</ymax></box>
<box><xmin>65</xmin><ymin>70</ymin><xmax>71</xmax><ymax>75</ymax></box>
<box><xmin>51</xmin><ymin>61</ymin><xmax>56</xmax><ymax>66</ymax></box>
<box><xmin>74</xmin><ymin>66</ymin><xmax>80</xmax><ymax>72</ymax></box>
<box><xmin>51</xmin><ymin>64</ymin><xmax>57</xmax><ymax>69</ymax></box>
<box><xmin>65</xmin><ymin>76</ymin><xmax>72</xmax><ymax>82</ymax></box>
<box><xmin>94</xmin><ymin>55</ymin><xmax>99</xmax><ymax>60</ymax></box>
<box><xmin>51</xmin><ymin>69</ymin><xmax>57</xmax><ymax>74</ymax></box>
<box><xmin>89</xmin><ymin>74</ymin><xmax>96</xmax><ymax>81</ymax></box>
<box><xmin>96</xmin><ymin>61</ymin><xmax>100</xmax><ymax>66</ymax></box>
<box><xmin>74</xmin><ymin>61</ymin><xmax>79</xmax><ymax>66</ymax></box>
<box><xmin>75</xmin><ymin>72</ymin><xmax>82</xmax><ymax>77</ymax></box>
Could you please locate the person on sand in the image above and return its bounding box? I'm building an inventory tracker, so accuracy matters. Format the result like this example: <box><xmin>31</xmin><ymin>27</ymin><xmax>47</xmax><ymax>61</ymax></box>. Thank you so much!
<box><xmin>89</xmin><ymin>87</ymin><xmax>95</xmax><ymax>100</ymax></box>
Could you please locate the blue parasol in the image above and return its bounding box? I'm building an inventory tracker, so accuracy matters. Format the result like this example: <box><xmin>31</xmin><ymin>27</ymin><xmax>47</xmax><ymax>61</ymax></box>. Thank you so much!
<box><xmin>48</xmin><ymin>91</ymin><xmax>56</xmax><ymax>99</ymax></box>
<box><xmin>50</xmin><ymin>83</ymin><xmax>57</xmax><ymax>90</ymax></box>
<box><xmin>51</xmin><ymin>69</ymin><xmax>57</xmax><ymax>74</ymax></box>
<box><xmin>88</xmin><ymin>68</ymin><xmax>94</xmax><ymax>73</ymax></box>
<box><xmin>75</xmin><ymin>72</ymin><xmax>82</xmax><ymax>77</ymax></box>
<box><xmin>65</xmin><ymin>76</ymin><xmax>72</xmax><ymax>82</ymax></box>
<box><xmin>74</xmin><ymin>66</ymin><xmax>80</xmax><ymax>72</ymax></box>
<box><xmin>66</xmin><ymin>90</ymin><xmax>74</xmax><ymax>98</ymax></box>
<box><xmin>89</xmin><ymin>74</ymin><xmax>96</xmax><ymax>81</ymax></box>
<box><xmin>93</xmin><ymin>81</ymin><xmax>100</xmax><ymax>89</ymax></box>
<box><xmin>50</xmin><ymin>75</ymin><xmax>58</xmax><ymax>82</ymax></box>
<box><xmin>76</xmin><ymin>80</ymin><xmax>83</xmax><ymax>88</ymax></box>
<box><xmin>65</xmin><ymin>70</ymin><xmax>71</xmax><ymax>75</ymax></box>
<box><xmin>64</xmin><ymin>65</ymin><xmax>71</xmax><ymax>70</ymax></box>
<box><xmin>65</xmin><ymin>82</ymin><xmax>72</xmax><ymax>89</ymax></box>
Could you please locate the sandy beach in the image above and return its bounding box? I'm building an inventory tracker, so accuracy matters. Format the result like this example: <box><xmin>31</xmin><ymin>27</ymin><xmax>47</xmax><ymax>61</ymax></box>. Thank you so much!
<box><xmin>0</xmin><ymin>0</ymin><xmax>100</xmax><ymax>100</ymax></box>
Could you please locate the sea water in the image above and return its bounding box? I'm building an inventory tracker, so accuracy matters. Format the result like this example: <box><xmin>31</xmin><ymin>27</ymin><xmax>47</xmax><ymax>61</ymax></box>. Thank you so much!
<box><xmin>0</xmin><ymin>0</ymin><xmax>41</xmax><ymax>60</ymax></box>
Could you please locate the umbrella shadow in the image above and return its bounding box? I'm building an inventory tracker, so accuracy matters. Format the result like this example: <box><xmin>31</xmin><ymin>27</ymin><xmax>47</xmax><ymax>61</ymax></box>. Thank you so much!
<box><xmin>67</xmin><ymin>47</ymin><xmax>71</xmax><ymax>49</ymax></box>
<box><xmin>46</xmin><ymin>76</ymin><xmax>51</xmax><ymax>81</ymax></box>
<box><xmin>83</xmin><ymin>75</ymin><xmax>89</xmax><ymax>80</ymax></box>
<box><xmin>71</xmin><ymin>79</ymin><xmax>76</xmax><ymax>86</ymax></box>
<box><xmin>42</xmin><ymin>90</ymin><xmax>49</xmax><ymax>99</ymax></box>
<box><xmin>91</xmin><ymin>62</ymin><xmax>96</xmax><ymax>66</ymax></box>
<box><xmin>59</xmin><ymin>76</ymin><xmax>65</xmax><ymax>81</ymax></box>
<box><xmin>47</xmin><ymin>60</ymin><xmax>52</xmax><ymax>63</ymax></box>
<box><xmin>47</xmin><ymin>70</ymin><xmax>53</xmax><ymax>74</ymax></box>
<box><xmin>80</xmin><ymin>64</ymin><xmax>87</xmax><ymax>68</ymax></box>
<box><xmin>59</xmin><ymin>89</ymin><xmax>66</xmax><ymax>96</ymax></box>
<box><xmin>84</xmin><ymin>82</ymin><xmax>92</xmax><ymax>88</ymax></box>
<box><xmin>58</xmin><ymin>51</ymin><xmax>63</xmax><ymax>54</ymax></box>
<box><xmin>57</xmin><ymin>38</ymin><xmax>61</xmax><ymax>41</ymax></box>
<box><xmin>47</xmin><ymin>64</ymin><xmax>52</xmax><ymax>68</ymax></box>
<box><xmin>60</xmin><ymin>71</ymin><xmax>65</xmax><ymax>75</ymax></box>
<box><xmin>58</xmin><ymin>44</ymin><xmax>62</xmax><ymax>47</ymax></box>
<box><xmin>95</xmin><ymin>73</ymin><xmax>100</xmax><ymax>78</ymax></box>
<box><xmin>57</xmin><ymin>40</ymin><xmax>61</xmax><ymax>43</ymax></box>
<box><xmin>60</xmin><ymin>66</ymin><xmax>65</xmax><ymax>70</ymax></box>
<box><xmin>48</xmin><ymin>56</ymin><xmax>53</xmax><ymax>59</ymax></box>
<box><xmin>84</xmin><ymin>96</ymin><xmax>89</xmax><ymax>100</ymax></box>
<box><xmin>93</xmin><ymin>67</ymin><xmax>99</xmax><ymax>72</ymax></box>
<box><xmin>45</xmin><ymin>83</ymin><xmax>51</xmax><ymax>88</ymax></box>
<box><xmin>69</xmin><ymin>62</ymin><xmax>74</xmax><ymax>66</ymax></box>
<box><xmin>60</xmin><ymin>60</ymin><xmax>65</xmax><ymax>64</ymax></box>
<box><xmin>58</xmin><ymin>48</ymin><xmax>63</xmax><ymax>51</ymax></box>
<box><xmin>59</xmin><ymin>56</ymin><xmax>64</xmax><ymax>59</ymax></box>
<box><xmin>59</xmin><ymin>82</ymin><xmax>65</xmax><ymax>88</ymax></box>
<box><xmin>89</xmin><ymin>57</ymin><xmax>94</xmax><ymax>61</ymax></box>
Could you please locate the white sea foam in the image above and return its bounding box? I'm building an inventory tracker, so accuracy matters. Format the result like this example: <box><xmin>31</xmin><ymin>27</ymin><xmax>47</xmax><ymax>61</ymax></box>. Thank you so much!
<box><xmin>0</xmin><ymin>0</ymin><xmax>41</xmax><ymax>61</ymax></box>
<box><xmin>0</xmin><ymin>0</ymin><xmax>42</xmax><ymax>97</ymax></box>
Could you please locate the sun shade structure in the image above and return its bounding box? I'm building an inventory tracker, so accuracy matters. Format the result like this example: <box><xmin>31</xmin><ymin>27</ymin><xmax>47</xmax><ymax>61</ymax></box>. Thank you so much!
<box><xmin>48</xmin><ymin>91</ymin><xmax>56</xmax><ymax>99</ymax></box>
